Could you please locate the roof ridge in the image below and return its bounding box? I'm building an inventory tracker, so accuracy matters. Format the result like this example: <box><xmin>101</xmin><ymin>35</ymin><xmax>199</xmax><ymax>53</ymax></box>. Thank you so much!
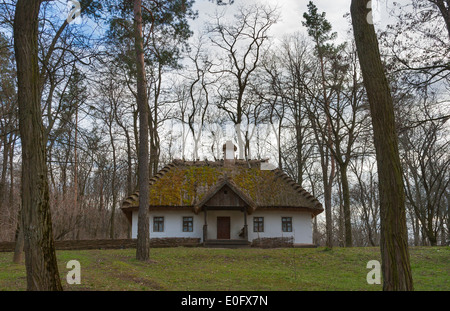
<box><xmin>171</xmin><ymin>158</ymin><xmax>265</xmax><ymax>168</ymax></box>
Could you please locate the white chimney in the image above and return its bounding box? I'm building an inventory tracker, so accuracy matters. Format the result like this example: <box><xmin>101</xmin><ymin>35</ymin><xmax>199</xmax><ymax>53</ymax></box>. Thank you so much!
<box><xmin>223</xmin><ymin>140</ymin><xmax>236</xmax><ymax>167</ymax></box>
<box><xmin>260</xmin><ymin>159</ymin><xmax>276</xmax><ymax>171</ymax></box>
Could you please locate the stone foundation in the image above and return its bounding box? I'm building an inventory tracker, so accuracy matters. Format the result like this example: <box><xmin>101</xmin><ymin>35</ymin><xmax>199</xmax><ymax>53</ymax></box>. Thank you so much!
<box><xmin>251</xmin><ymin>237</ymin><xmax>294</xmax><ymax>248</ymax></box>
<box><xmin>150</xmin><ymin>237</ymin><xmax>201</xmax><ymax>247</ymax></box>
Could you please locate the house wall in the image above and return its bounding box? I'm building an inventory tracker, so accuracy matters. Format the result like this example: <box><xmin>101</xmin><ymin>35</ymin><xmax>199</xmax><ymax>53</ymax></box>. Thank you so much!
<box><xmin>131</xmin><ymin>210</ymin><xmax>203</xmax><ymax>240</ymax></box>
<box><xmin>131</xmin><ymin>209</ymin><xmax>313</xmax><ymax>245</ymax></box>
<box><xmin>248</xmin><ymin>210</ymin><xmax>312</xmax><ymax>245</ymax></box>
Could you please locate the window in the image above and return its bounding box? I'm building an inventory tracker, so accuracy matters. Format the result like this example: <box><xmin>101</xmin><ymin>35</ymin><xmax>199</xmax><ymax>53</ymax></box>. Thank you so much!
<box><xmin>153</xmin><ymin>217</ymin><xmax>164</xmax><ymax>232</ymax></box>
<box><xmin>253</xmin><ymin>217</ymin><xmax>264</xmax><ymax>232</ymax></box>
<box><xmin>282</xmin><ymin>217</ymin><xmax>292</xmax><ymax>232</ymax></box>
<box><xmin>183</xmin><ymin>216</ymin><xmax>193</xmax><ymax>232</ymax></box>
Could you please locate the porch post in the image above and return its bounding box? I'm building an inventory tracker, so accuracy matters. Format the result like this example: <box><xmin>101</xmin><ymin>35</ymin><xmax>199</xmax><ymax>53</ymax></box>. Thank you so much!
<box><xmin>243</xmin><ymin>206</ymin><xmax>248</xmax><ymax>240</ymax></box>
<box><xmin>203</xmin><ymin>207</ymin><xmax>208</xmax><ymax>242</ymax></box>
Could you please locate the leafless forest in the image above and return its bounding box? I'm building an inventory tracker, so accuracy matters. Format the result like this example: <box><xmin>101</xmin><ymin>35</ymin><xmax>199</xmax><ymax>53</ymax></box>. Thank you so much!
<box><xmin>0</xmin><ymin>0</ymin><xmax>449</xmax><ymax>249</ymax></box>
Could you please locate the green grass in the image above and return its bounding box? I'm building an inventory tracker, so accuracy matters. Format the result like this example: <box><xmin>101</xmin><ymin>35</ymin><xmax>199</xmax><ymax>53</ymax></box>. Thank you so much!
<box><xmin>0</xmin><ymin>246</ymin><xmax>448</xmax><ymax>291</ymax></box>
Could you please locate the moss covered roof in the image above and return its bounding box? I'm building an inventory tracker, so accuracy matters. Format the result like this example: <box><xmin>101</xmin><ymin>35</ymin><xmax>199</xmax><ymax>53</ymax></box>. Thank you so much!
<box><xmin>121</xmin><ymin>159</ymin><xmax>323</xmax><ymax>216</ymax></box>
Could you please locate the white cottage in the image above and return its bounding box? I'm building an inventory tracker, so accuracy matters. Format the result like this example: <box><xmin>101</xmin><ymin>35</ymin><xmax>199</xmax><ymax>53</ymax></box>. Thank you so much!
<box><xmin>121</xmin><ymin>142</ymin><xmax>323</xmax><ymax>248</ymax></box>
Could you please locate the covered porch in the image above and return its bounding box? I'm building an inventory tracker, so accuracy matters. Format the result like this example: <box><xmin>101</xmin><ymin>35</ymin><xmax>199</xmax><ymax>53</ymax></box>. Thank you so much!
<box><xmin>193</xmin><ymin>178</ymin><xmax>256</xmax><ymax>247</ymax></box>
<box><xmin>201</xmin><ymin>207</ymin><xmax>251</xmax><ymax>247</ymax></box>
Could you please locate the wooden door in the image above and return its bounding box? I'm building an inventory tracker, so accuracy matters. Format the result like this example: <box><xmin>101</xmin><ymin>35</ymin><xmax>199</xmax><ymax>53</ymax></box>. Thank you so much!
<box><xmin>217</xmin><ymin>217</ymin><xmax>230</xmax><ymax>239</ymax></box>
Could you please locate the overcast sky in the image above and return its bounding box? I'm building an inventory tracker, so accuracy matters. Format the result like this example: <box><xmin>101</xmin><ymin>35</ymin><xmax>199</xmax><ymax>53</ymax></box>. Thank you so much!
<box><xmin>190</xmin><ymin>0</ymin><xmax>397</xmax><ymax>43</ymax></box>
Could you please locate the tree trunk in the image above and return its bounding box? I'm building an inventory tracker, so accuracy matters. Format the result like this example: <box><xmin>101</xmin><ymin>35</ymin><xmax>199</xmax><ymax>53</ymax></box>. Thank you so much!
<box><xmin>351</xmin><ymin>0</ymin><xmax>413</xmax><ymax>291</ymax></box>
<box><xmin>310</xmin><ymin>116</ymin><xmax>334</xmax><ymax>248</ymax></box>
<box><xmin>13</xmin><ymin>208</ymin><xmax>23</xmax><ymax>264</ymax></box>
<box><xmin>447</xmin><ymin>193</ymin><xmax>450</xmax><ymax>245</ymax></box>
<box><xmin>340</xmin><ymin>164</ymin><xmax>352</xmax><ymax>247</ymax></box>
<box><xmin>9</xmin><ymin>136</ymin><xmax>16</xmax><ymax>223</ymax></box>
<box><xmin>14</xmin><ymin>0</ymin><xmax>63</xmax><ymax>290</ymax></box>
<box><xmin>134</xmin><ymin>0</ymin><xmax>150</xmax><ymax>261</ymax></box>
<box><xmin>0</xmin><ymin>134</ymin><xmax>9</xmax><ymax>206</ymax></box>
<box><xmin>412</xmin><ymin>209</ymin><xmax>420</xmax><ymax>246</ymax></box>
<box><xmin>425</xmin><ymin>215</ymin><xmax>437</xmax><ymax>246</ymax></box>
<box><xmin>295</xmin><ymin>118</ymin><xmax>304</xmax><ymax>187</ymax></box>
<box><xmin>109</xmin><ymin>120</ymin><xmax>117</xmax><ymax>240</ymax></box>
<box><xmin>323</xmin><ymin>176</ymin><xmax>333</xmax><ymax>248</ymax></box>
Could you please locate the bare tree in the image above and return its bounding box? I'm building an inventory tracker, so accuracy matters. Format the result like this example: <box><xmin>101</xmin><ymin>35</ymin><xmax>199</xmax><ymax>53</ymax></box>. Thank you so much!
<box><xmin>323</xmin><ymin>43</ymin><xmax>367</xmax><ymax>247</ymax></box>
<box><xmin>133</xmin><ymin>0</ymin><xmax>151</xmax><ymax>261</ymax></box>
<box><xmin>277</xmin><ymin>34</ymin><xmax>315</xmax><ymax>187</ymax></box>
<box><xmin>0</xmin><ymin>32</ymin><xmax>18</xmax><ymax>243</ymax></box>
<box><xmin>207</xmin><ymin>3</ymin><xmax>279</xmax><ymax>159</ymax></box>
<box><xmin>350</xmin><ymin>147</ymin><xmax>379</xmax><ymax>247</ymax></box>
<box><xmin>183</xmin><ymin>36</ymin><xmax>215</xmax><ymax>160</ymax></box>
<box><xmin>14</xmin><ymin>0</ymin><xmax>62</xmax><ymax>290</ymax></box>
<box><xmin>399</xmin><ymin>95</ymin><xmax>450</xmax><ymax>246</ymax></box>
<box><xmin>302</xmin><ymin>1</ymin><xmax>345</xmax><ymax>248</ymax></box>
<box><xmin>351</xmin><ymin>0</ymin><xmax>413</xmax><ymax>291</ymax></box>
<box><xmin>430</xmin><ymin>0</ymin><xmax>450</xmax><ymax>38</ymax></box>
<box><xmin>380</xmin><ymin>0</ymin><xmax>450</xmax><ymax>88</ymax></box>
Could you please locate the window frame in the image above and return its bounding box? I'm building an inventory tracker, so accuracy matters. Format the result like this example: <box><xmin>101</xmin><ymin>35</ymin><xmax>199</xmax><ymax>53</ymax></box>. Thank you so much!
<box><xmin>182</xmin><ymin>216</ymin><xmax>193</xmax><ymax>232</ymax></box>
<box><xmin>253</xmin><ymin>217</ymin><xmax>264</xmax><ymax>232</ymax></box>
<box><xmin>281</xmin><ymin>217</ymin><xmax>293</xmax><ymax>232</ymax></box>
<box><xmin>153</xmin><ymin>216</ymin><xmax>164</xmax><ymax>232</ymax></box>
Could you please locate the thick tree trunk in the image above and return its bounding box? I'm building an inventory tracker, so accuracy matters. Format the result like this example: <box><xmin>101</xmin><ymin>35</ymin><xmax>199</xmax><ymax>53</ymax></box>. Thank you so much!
<box><xmin>14</xmin><ymin>0</ymin><xmax>63</xmax><ymax>290</ymax></box>
<box><xmin>134</xmin><ymin>0</ymin><xmax>150</xmax><ymax>261</ymax></box>
<box><xmin>351</xmin><ymin>0</ymin><xmax>413</xmax><ymax>291</ymax></box>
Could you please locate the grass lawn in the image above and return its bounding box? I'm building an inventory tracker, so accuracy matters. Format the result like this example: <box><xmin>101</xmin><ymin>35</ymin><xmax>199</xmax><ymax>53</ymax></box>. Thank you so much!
<box><xmin>0</xmin><ymin>246</ymin><xmax>448</xmax><ymax>291</ymax></box>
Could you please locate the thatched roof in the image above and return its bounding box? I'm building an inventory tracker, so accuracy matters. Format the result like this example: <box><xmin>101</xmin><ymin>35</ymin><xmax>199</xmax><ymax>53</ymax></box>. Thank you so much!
<box><xmin>121</xmin><ymin>159</ymin><xmax>323</xmax><ymax>219</ymax></box>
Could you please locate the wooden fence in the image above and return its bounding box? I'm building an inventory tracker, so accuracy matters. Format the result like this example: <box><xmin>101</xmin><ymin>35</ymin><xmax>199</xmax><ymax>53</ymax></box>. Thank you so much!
<box><xmin>0</xmin><ymin>238</ymin><xmax>201</xmax><ymax>252</ymax></box>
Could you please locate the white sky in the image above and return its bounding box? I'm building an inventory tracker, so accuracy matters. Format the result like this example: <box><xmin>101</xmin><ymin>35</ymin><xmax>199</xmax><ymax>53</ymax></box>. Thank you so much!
<box><xmin>190</xmin><ymin>0</ymin><xmax>395</xmax><ymax>42</ymax></box>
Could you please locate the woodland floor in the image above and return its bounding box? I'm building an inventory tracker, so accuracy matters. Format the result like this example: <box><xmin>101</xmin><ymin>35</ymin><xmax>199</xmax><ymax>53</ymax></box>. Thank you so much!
<box><xmin>0</xmin><ymin>246</ymin><xmax>448</xmax><ymax>291</ymax></box>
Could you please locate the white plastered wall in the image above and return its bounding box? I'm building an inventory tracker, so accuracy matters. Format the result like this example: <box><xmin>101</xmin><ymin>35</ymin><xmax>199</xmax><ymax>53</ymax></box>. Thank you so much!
<box><xmin>131</xmin><ymin>210</ymin><xmax>203</xmax><ymax>239</ymax></box>
<box><xmin>131</xmin><ymin>209</ymin><xmax>313</xmax><ymax>244</ymax></box>
<box><xmin>248</xmin><ymin>210</ymin><xmax>313</xmax><ymax>244</ymax></box>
